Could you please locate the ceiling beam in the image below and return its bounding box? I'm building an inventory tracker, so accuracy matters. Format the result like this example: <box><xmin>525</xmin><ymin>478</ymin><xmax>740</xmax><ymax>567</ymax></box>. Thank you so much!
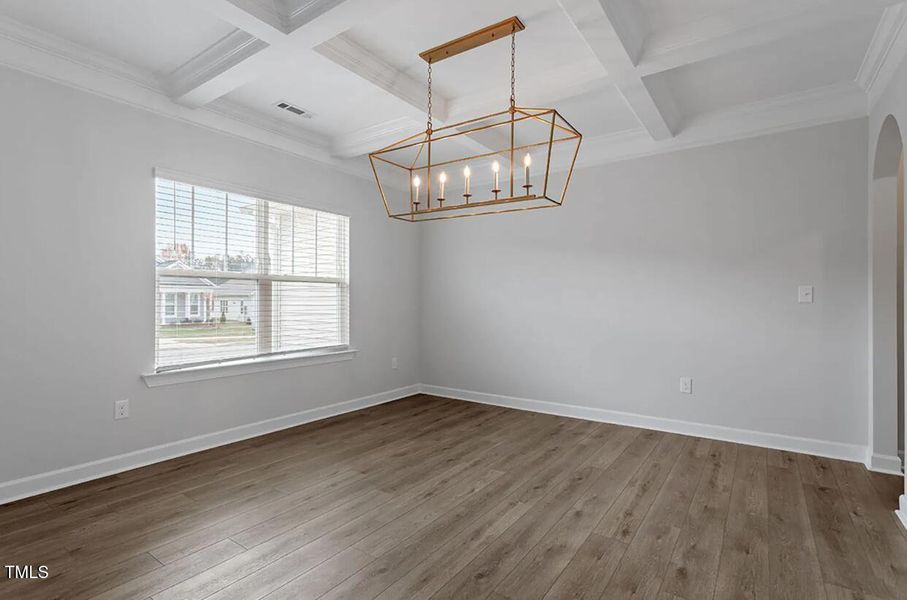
<box><xmin>191</xmin><ymin>0</ymin><xmax>288</xmax><ymax>44</ymax></box>
<box><xmin>558</xmin><ymin>0</ymin><xmax>680</xmax><ymax>140</ymax></box>
<box><xmin>176</xmin><ymin>0</ymin><xmax>391</xmax><ymax>107</ymax></box>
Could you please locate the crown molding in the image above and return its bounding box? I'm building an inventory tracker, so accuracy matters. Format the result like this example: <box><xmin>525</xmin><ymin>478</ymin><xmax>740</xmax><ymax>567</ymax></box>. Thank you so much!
<box><xmin>0</xmin><ymin>15</ymin><xmax>160</xmax><ymax>89</ymax></box>
<box><xmin>574</xmin><ymin>82</ymin><xmax>868</xmax><ymax>169</ymax></box>
<box><xmin>332</xmin><ymin>116</ymin><xmax>418</xmax><ymax>158</ymax></box>
<box><xmin>857</xmin><ymin>4</ymin><xmax>907</xmax><ymax>108</ymax></box>
<box><xmin>0</xmin><ymin>15</ymin><xmax>368</xmax><ymax>180</ymax></box>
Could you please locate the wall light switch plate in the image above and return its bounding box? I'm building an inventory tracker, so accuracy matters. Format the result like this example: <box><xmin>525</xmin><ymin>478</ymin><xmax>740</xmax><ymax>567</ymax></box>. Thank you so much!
<box><xmin>798</xmin><ymin>285</ymin><xmax>814</xmax><ymax>304</ymax></box>
<box><xmin>391</xmin><ymin>357</ymin><xmax>398</xmax><ymax>370</ymax></box>
<box><xmin>115</xmin><ymin>399</ymin><xmax>130</xmax><ymax>420</ymax></box>
<box><xmin>679</xmin><ymin>377</ymin><xmax>693</xmax><ymax>394</ymax></box>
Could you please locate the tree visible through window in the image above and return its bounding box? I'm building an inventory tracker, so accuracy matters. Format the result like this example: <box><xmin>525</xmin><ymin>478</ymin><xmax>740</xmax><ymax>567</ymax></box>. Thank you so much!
<box><xmin>154</xmin><ymin>178</ymin><xmax>349</xmax><ymax>370</ymax></box>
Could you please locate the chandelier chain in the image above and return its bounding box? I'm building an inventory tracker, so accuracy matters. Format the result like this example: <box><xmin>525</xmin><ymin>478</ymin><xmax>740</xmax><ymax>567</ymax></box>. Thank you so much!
<box><xmin>427</xmin><ymin>59</ymin><xmax>433</xmax><ymax>132</ymax></box>
<box><xmin>510</xmin><ymin>26</ymin><xmax>516</xmax><ymax>108</ymax></box>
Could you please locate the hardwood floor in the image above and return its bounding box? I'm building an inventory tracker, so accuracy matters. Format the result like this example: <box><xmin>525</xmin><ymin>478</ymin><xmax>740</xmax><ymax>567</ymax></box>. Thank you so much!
<box><xmin>1</xmin><ymin>395</ymin><xmax>905</xmax><ymax>600</ymax></box>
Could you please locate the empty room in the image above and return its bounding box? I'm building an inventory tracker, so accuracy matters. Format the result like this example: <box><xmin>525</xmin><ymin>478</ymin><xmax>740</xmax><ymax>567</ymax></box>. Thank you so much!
<box><xmin>3</xmin><ymin>0</ymin><xmax>907</xmax><ymax>599</ymax></box>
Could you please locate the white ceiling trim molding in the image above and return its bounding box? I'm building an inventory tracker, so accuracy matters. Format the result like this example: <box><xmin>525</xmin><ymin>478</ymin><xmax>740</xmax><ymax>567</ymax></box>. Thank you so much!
<box><xmin>0</xmin><ymin>15</ymin><xmax>367</xmax><ymax>179</ymax></box>
<box><xmin>558</xmin><ymin>0</ymin><xmax>680</xmax><ymax>140</ymax></box>
<box><xmin>575</xmin><ymin>82</ymin><xmax>867</xmax><ymax>168</ymax></box>
<box><xmin>165</xmin><ymin>29</ymin><xmax>267</xmax><ymax>100</ymax></box>
<box><xmin>332</xmin><ymin>117</ymin><xmax>419</xmax><ymax>158</ymax></box>
<box><xmin>857</xmin><ymin>4</ymin><xmax>907</xmax><ymax>108</ymax></box>
<box><xmin>315</xmin><ymin>33</ymin><xmax>449</xmax><ymax>121</ymax></box>
<box><xmin>0</xmin><ymin>15</ymin><xmax>159</xmax><ymax>90</ymax></box>
<box><xmin>192</xmin><ymin>0</ymin><xmax>289</xmax><ymax>43</ymax></box>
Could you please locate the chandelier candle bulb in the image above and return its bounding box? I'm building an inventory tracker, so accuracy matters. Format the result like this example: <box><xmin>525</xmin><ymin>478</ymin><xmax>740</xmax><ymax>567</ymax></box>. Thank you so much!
<box><xmin>438</xmin><ymin>172</ymin><xmax>447</xmax><ymax>203</ymax></box>
<box><xmin>492</xmin><ymin>160</ymin><xmax>501</xmax><ymax>197</ymax></box>
<box><xmin>412</xmin><ymin>175</ymin><xmax>421</xmax><ymax>207</ymax></box>
<box><xmin>463</xmin><ymin>165</ymin><xmax>471</xmax><ymax>200</ymax></box>
<box><xmin>523</xmin><ymin>153</ymin><xmax>532</xmax><ymax>193</ymax></box>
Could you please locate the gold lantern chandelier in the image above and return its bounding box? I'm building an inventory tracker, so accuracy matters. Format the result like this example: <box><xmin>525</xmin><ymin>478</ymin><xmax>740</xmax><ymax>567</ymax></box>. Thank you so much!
<box><xmin>369</xmin><ymin>16</ymin><xmax>582</xmax><ymax>222</ymax></box>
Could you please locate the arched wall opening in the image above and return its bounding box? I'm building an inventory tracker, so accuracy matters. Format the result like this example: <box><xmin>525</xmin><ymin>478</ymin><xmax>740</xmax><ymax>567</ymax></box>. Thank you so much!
<box><xmin>870</xmin><ymin>114</ymin><xmax>905</xmax><ymax>477</ymax></box>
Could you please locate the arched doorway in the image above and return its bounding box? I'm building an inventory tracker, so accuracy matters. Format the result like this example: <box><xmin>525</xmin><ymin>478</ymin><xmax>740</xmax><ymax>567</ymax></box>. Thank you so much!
<box><xmin>870</xmin><ymin>114</ymin><xmax>905</xmax><ymax>477</ymax></box>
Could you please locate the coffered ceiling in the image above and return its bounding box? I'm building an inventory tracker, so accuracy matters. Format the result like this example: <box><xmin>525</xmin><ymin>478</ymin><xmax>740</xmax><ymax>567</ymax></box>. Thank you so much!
<box><xmin>1</xmin><ymin>0</ymin><xmax>905</xmax><ymax>177</ymax></box>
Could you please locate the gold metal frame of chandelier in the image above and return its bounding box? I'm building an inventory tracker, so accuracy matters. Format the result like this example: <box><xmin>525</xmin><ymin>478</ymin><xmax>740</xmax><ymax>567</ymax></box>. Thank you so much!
<box><xmin>369</xmin><ymin>107</ymin><xmax>582</xmax><ymax>222</ymax></box>
<box><xmin>368</xmin><ymin>16</ymin><xmax>582</xmax><ymax>222</ymax></box>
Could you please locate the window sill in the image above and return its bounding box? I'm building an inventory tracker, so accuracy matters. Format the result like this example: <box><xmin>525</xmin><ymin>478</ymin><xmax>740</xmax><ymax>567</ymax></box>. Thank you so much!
<box><xmin>142</xmin><ymin>348</ymin><xmax>358</xmax><ymax>388</ymax></box>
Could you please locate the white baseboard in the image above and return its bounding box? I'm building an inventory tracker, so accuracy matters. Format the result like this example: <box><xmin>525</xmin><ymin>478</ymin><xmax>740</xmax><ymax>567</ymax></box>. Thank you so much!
<box><xmin>421</xmin><ymin>384</ymin><xmax>870</xmax><ymax>466</ymax></box>
<box><xmin>0</xmin><ymin>384</ymin><xmax>421</xmax><ymax>505</ymax></box>
<box><xmin>898</xmin><ymin>495</ymin><xmax>907</xmax><ymax>533</ymax></box>
<box><xmin>869</xmin><ymin>453</ymin><xmax>904</xmax><ymax>476</ymax></box>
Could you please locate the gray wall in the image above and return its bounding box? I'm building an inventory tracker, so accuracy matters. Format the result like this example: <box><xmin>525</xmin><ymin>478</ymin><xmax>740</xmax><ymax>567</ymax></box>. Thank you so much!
<box><xmin>419</xmin><ymin>119</ymin><xmax>869</xmax><ymax>447</ymax></box>
<box><xmin>0</xmin><ymin>66</ymin><xmax>420</xmax><ymax>483</ymax></box>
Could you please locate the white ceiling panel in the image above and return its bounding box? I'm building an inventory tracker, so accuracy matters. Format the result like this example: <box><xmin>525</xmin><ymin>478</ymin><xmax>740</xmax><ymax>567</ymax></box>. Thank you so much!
<box><xmin>223</xmin><ymin>52</ymin><xmax>419</xmax><ymax>137</ymax></box>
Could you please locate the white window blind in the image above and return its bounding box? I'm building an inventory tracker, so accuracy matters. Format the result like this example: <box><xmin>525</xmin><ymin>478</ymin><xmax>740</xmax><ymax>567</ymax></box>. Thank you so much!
<box><xmin>154</xmin><ymin>178</ymin><xmax>349</xmax><ymax>371</ymax></box>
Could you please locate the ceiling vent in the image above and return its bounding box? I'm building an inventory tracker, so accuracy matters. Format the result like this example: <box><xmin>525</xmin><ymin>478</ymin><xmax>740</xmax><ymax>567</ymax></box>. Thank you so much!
<box><xmin>274</xmin><ymin>102</ymin><xmax>312</xmax><ymax>118</ymax></box>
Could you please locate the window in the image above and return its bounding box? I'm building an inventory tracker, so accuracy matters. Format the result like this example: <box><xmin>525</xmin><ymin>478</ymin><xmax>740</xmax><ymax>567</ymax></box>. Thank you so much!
<box><xmin>154</xmin><ymin>178</ymin><xmax>349</xmax><ymax>371</ymax></box>
<box><xmin>164</xmin><ymin>293</ymin><xmax>176</xmax><ymax>317</ymax></box>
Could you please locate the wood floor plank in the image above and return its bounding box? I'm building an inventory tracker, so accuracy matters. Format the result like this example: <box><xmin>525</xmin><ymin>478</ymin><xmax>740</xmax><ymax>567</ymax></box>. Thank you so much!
<box><xmin>766</xmin><ymin>449</ymin><xmax>799</xmax><ymax>470</ymax></box>
<box><xmin>823</xmin><ymin>583</ymin><xmax>887</xmax><ymax>600</ymax></box>
<box><xmin>0</xmin><ymin>396</ymin><xmax>901</xmax><ymax>600</ymax></box>
<box><xmin>594</xmin><ymin>432</ymin><xmax>685</xmax><ymax>543</ymax></box>
<box><xmin>713</xmin><ymin>445</ymin><xmax>769</xmax><ymax>600</ymax></box>
<box><xmin>801</xmin><ymin>484</ymin><xmax>891</xmax><ymax>598</ymax></box>
<box><xmin>662</xmin><ymin>441</ymin><xmax>738</xmax><ymax>599</ymax></box>
<box><xmin>830</xmin><ymin>460</ymin><xmax>907</xmax><ymax>598</ymax></box>
<box><xmin>595</xmin><ymin>436</ymin><xmax>712</xmax><ymax>600</ymax></box>
<box><xmin>540</xmin><ymin>533</ymin><xmax>627</xmax><ymax>600</ymax></box>
<box><xmin>796</xmin><ymin>454</ymin><xmax>839</xmax><ymax>488</ymax></box>
<box><xmin>90</xmin><ymin>539</ymin><xmax>245</xmax><ymax>600</ymax></box>
<box><xmin>766</xmin><ymin>464</ymin><xmax>826</xmax><ymax>600</ymax></box>
<box><xmin>492</xmin><ymin>428</ymin><xmax>656</xmax><ymax>600</ymax></box>
<box><xmin>260</xmin><ymin>547</ymin><xmax>375</xmax><ymax>600</ymax></box>
<box><xmin>420</xmin><ymin>465</ymin><xmax>602</xmax><ymax>600</ymax></box>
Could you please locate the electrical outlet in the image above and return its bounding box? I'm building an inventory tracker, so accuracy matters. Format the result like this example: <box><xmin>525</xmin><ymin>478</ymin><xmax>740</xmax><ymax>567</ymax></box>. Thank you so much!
<box><xmin>115</xmin><ymin>399</ymin><xmax>130</xmax><ymax>420</ymax></box>
<box><xmin>679</xmin><ymin>377</ymin><xmax>693</xmax><ymax>394</ymax></box>
<box><xmin>391</xmin><ymin>357</ymin><xmax>398</xmax><ymax>370</ymax></box>
<box><xmin>798</xmin><ymin>285</ymin><xmax>814</xmax><ymax>304</ymax></box>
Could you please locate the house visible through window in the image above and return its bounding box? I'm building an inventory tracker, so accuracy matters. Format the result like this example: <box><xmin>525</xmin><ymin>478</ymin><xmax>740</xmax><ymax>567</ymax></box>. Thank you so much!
<box><xmin>154</xmin><ymin>177</ymin><xmax>350</xmax><ymax>370</ymax></box>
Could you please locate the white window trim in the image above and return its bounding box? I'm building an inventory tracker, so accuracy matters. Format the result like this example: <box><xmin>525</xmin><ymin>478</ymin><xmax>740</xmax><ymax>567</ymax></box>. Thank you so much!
<box><xmin>142</xmin><ymin>347</ymin><xmax>358</xmax><ymax>387</ymax></box>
